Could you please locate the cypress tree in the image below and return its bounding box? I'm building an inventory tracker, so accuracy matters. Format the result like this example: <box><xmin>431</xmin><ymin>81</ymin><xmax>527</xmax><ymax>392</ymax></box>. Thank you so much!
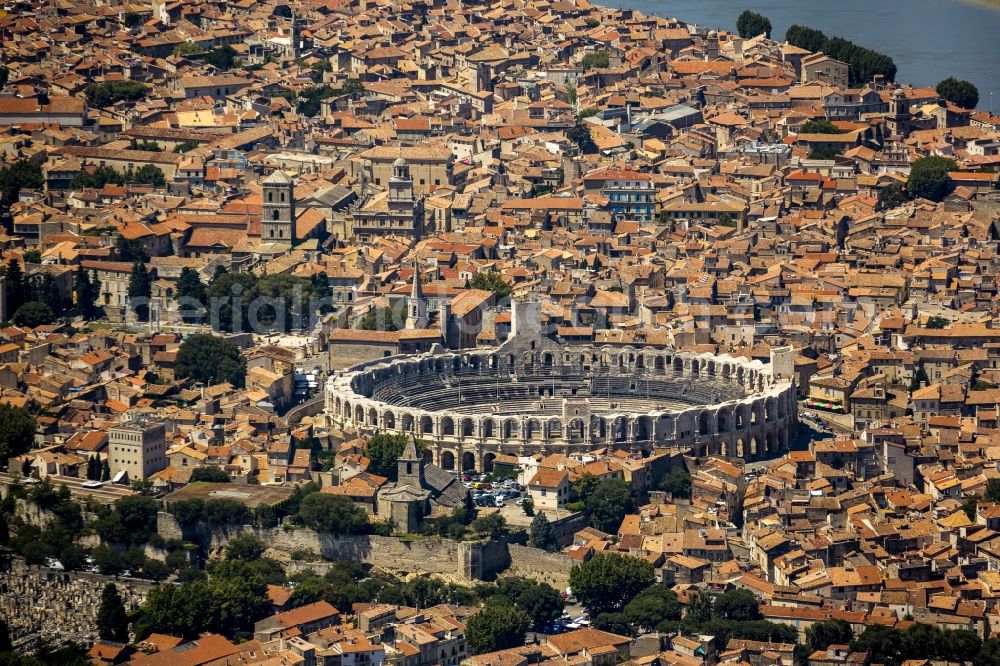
<box><xmin>128</xmin><ymin>260</ymin><xmax>152</xmax><ymax>322</ymax></box>
<box><xmin>96</xmin><ymin>583</ymin><xmax>129</xmax><ymax>642</ymax></box>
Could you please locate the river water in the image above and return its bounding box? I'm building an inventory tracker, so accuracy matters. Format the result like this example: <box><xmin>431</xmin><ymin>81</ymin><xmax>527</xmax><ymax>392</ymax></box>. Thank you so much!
<box><xmin>615</xmin><ymin>0</ymin><xmax>1000</xmax><ymax>110</ymax></box>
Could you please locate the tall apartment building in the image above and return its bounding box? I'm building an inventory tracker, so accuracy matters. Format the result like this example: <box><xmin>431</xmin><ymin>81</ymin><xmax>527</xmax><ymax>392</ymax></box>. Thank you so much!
<box><xmin>108</xmin><ymin>416</ymin><xmax>167</xmax><ymax>482</ymax></box>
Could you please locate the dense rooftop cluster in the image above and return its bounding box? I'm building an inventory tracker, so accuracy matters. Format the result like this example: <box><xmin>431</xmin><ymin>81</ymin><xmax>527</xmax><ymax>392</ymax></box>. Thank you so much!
<box><xmin>1</xmin><ymin>0</ymin><xmax>1000</xmax><ymax>661</ymax></box>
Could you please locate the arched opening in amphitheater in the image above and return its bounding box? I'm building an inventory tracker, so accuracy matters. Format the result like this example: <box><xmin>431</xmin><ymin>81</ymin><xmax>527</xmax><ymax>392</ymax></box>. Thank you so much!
<box><xmin>326</xmin><ymin>346</ymin><xmax>797</xmax><ymax>472</ymax></box>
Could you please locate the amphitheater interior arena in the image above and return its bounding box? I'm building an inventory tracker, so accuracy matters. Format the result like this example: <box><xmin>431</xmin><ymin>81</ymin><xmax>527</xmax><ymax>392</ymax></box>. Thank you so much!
<box><xmin>326</xmin><ymin>318</ymin><xmax>798</xmax><ymax>473</ymax></box>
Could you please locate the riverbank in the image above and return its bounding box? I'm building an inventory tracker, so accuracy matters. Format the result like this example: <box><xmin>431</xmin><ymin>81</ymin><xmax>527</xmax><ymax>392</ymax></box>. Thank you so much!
<box><xmin>617</xmin><ymin>0</ymin><xmax>1000</xmax><ymax>108</ymax></box>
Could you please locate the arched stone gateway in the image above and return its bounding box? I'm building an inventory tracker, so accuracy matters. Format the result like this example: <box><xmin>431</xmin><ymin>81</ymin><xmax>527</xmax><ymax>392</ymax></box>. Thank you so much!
<box><xmin>462</xmin><ymin>451</ymin><xmax>476</xmax><ymax>471</ymax></box>
<box><xmin>441</xmin><ymin>451</ymin><xmax>456</xmax><ymax>470</ymax></box>
<box><xmin>326</xmin><ymin>340</ymin><xmax>797</xmax><ymax>471</ymax></box>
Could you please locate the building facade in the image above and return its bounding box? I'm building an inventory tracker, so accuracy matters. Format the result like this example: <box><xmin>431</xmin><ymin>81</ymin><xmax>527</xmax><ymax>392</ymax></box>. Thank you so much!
<box><xmin>108</xmin><ymin>416</ymin><xmax>168</xmax><ymax>481</ymax></box>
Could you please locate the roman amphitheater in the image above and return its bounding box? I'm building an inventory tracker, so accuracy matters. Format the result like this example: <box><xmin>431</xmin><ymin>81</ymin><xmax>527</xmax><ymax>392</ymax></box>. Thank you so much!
<box><xmin>326</xmin><ymin>306</ymin><xmax>798</xmax><ymax>472</ymax></box>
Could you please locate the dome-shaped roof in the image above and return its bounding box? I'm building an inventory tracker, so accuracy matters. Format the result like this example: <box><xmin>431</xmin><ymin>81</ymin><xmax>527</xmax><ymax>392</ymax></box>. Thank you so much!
<box><xmin>392</xmin><ymin>157</ymin><xmax>407</xmax><ymax>167</ymax></box>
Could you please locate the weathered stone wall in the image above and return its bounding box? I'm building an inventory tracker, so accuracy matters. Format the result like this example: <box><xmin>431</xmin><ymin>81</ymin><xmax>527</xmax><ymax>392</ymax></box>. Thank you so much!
<box><xmin>506</xmin><ymin>544</ymin><xmax>576</xmax><ymax>589</ymax></box>
<box><xmin>158</xmin><ymin>513</ymin><xmax>561</xmax><ymax>584</ymax></box>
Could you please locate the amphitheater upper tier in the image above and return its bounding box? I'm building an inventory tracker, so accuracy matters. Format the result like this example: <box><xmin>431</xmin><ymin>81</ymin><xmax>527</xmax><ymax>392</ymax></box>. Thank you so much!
<box><xmin>326</xmin><ymin>333</ymin><xmax>798</xmax><ymax>472</ymax></box>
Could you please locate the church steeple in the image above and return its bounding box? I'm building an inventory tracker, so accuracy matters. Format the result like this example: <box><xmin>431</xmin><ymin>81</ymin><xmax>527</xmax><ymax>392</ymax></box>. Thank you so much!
<box><xmin>396</xmin><ymin>435</ymin><xmax>425</xmax><ymax>489</ymax></box>
<box><xmin>405</xmin><ymin>260</ymin><xmax>428</xmax><ymax>329</ymax></box>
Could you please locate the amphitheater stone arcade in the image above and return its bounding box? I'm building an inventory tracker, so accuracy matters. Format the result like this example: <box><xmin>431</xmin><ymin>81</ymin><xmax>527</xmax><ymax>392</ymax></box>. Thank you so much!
<box><xmin>325</xmin><ymin>335</ymin><xmax>798</xmax><ymax>473</ymax></box>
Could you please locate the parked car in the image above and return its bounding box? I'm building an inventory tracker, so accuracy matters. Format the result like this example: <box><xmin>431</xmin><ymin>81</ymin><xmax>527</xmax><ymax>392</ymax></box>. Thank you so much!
<box><xmin>82</xmin><ymin>480</ymin><xmax>104</xmax><ymax>489</ymax></box>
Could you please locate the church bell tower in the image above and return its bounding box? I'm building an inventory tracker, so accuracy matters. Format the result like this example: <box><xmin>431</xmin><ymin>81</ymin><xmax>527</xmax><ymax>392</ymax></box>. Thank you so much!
<box><xmin>261</xmin><ymin>170</ymin><xmax>296</xmax><ymax>245</ymax></box>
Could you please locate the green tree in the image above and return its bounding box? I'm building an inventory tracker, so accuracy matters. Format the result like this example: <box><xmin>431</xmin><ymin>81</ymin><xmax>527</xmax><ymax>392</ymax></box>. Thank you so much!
<box><xmin>800</xmin><ymin>119</ymin><xmax>842</xmax><ymax>134</ymax></box>
<box><xmin>926</xmin><ymin>315</ymin><xmax>950</xmax><ymax>329</ymax></box>
<box><xmin>529</xmin><ymin>511</ymin><xmax>557</xmax><ymax>551</ymax></box>
<box><xmin>497</xmin><ymin>578</ymin><xmax>565</xmax><ymax>631</ymax></box>
<box><xmin>877</xmin><ymin>183</ymin><xmax>910</xmax><ymax>211</ymax></box>
<box><xmin>359</xmin><ymin>306</ymin><xmax>399</xmax><ymax>331</ymax></box>
<box><xmin>175</xmin><ymin>267</ymin><xmax>206</xmax><ymax>323</ymax></box>
<box><xmin>112</xmin><ymin>236</ymin><xmax>148</xmax><ymax>263</ymax></box>
<box><xmin>226</xmin><ymin>533</ymin><xmax>266</xmax><ymax>562</ymax></box>
<box><xmin>851</xmin><ymin>625</ymin><xmax>901</xmax><ymax>665</ymax></box>
<box><xmin>141</xmin><ymin>559</ymin><xmax>170</xmax><ymax>581</ymax></box>
<box><xmin>190</xmin><ymin>466</ymin><xmax>230</xmax><ymax>483</ymax></box>
<box><xmin>128</xmin><ymin>260</ymin><xmax>152</xmax><ymax>322</ymax></box>
<box><xmin>365</xmin><ymin>433</ymin><xmax>424</xmax><ymax>480</ymax></box>
<box><xmin>310</xmin><ymin>59</ymin><xmax>332</xmax><ymax>82</ymax></box>
<box><xmin>584</xmin><ymin>478</ymin><xmax>633</xmax><ymax>533</ymax></box>
<box><xmin>809</xmin><ymin>146</ymin><xmax>842</xmax><ymax>161</ymax></box>
<box><xmin>0</xmin><ymin>159</ymin><xmax>44</xmax><ymax>202</ymax></box>
<box><xmin>71</xmin><ymin>165</ymin><xmax>124</xmax><ymax>190</ymax></box>
<box><xmin>580</xmin><ymin>51</ymin><xmax>609</xmax><ymax>68</ymax></box>
<box><xmin>22</xmin><ymin>249</ymin><xmax>41</xmax><ymax>264</ymax></box>
<box><xmin>807</xmin><ymin>619</ymin><xmax>854</xmax><ymax>652</ymax></box>
<box><xmin>97</xmin><ymin>583</ymin><xmax>129</xmax><ymax>643</ymax></box>
<box><xmin>976</xmin><ymin>637</ymin><xmax>1000</xmax><ymax>666</ymax></box>
<box><xmin>471</xmin><ymin>513</ymin><xmax>508</xmax><ymax>540</ymax></box>
<box><xmin>658</xmin><ymin>466</ymin><xmax>692</xmax><ymax>498</ymax></box>
<box><xmin>622</xmin><ymin>585</ymin><xmax>682</xmax><ymax>633</ymax></box>
<box><xmin>295</xmin><ymin>85</ymin><xmax>337</xmax><ymax>117</ymax></box>
<box><xmin>568</xmin><ymin>117</ymin><xmax>598</xmax><ymax>154</ymax></box>
<box><xmin>0</xmin><ymin>403</ymin><xmax>36</xmax><ymax>461</ymax></box>
<box><xmin>936</xmin><ymin>77</ymin><xmax>979</xmax><ymax>109</ymax></box>
<box><xmin>469</xmin><ymin>271</ymin><xmax>512</xmax><ymax>299</ymax></box>
<box><xmin>203</xmin><ymin>45</ymin><xmax>238</xmax><ymax>70</ymax></box>
<box><xmin>173</xmin><ymin>41</ymin><xmax>204</xmax><ymax>57</ymax></box>
<box><xmin>205</xmin><ymin>271</ymin><xmax>258</xmax><ymax>332</ymax></box>
<box><xmin>686</xmin><ymin>589</ymin><xmax>714</xmax><ymax>624</ymax></box>
<box><xmin>84</xmin><ymin>81</ymin><xmax>147</xmax><ymax>107</ymax></box>
<box><xmin>95</xmin><ymin>495</ymin><xmax>159</xmax><ymax>547</ymax></box>
<box><xmin>129</xmin><ymin>164</ymin><xmax>166</xmax><ymax>187</ymax></box>
<box><xmin>736</xmin><ymin>10</ymin><xmax>771</xmax><ymax>38</ymax></box>
<box><xmin>465</xmin><ymin>599</ymin><xmax>531</xmax><ymax>655</ymax></box>
<box><xmin>311</xmin><ymin>272</ymin><xmax>333</xmax><ymax>313</ymax></box>
<box><xmin>341</xmin><ymin>79</ymin><xmax>365</xmax><ymax>97</ymax></box>
<box><xmin>4</xmin><ymin>259</ymin><xmax>24</xmax><ymax>313</ymax></box>
<box><xmin>714</xmin><ymin>589</ymin><xmax>762</xmax><ymax>621</ymax></box>
<box><xmin>173</xmin><ymin>140</ymin><xmax>200</xmax><ymax>153</ymax></box>
<box><xmin>175</xmin><ymin>334</ymin><xmax>247</xmax><ymax>388</ymax></box>
<box><xmin>13</xmin><ymin>301</ymin><xmax>54</xmax><ymax>327</ymax></box>
<box><xmin>901</xmin><ymin>623</ymin><xmax>940</xmax><ymax>662</ymax></box>
<box><xmin>942</xmin><ymin>630</ymin><xmax>982</xmax><ymax>663</ymax></box>
<box><xmin>907</xmin><ymin>156</ymin><xmax>957</xmax><ymax>202</ymax></box>
<box><xmin>74</xmin><ymin>266</ymin><xmax>101</xmax><ymax>319</ymax></box>
<box><xmin>297</xmin><ymin>493</ymin><xmax>369</xmax><ymax>534</ymax></box>
<box><xmin>785</xmin><ymin>25</ymin><xmax>827</xmax><ymax>52</ymax></box>
<box><xmin>569</xmin><ymin>553</ymin><xmax>656</xmax><ymax>615</ymax></box>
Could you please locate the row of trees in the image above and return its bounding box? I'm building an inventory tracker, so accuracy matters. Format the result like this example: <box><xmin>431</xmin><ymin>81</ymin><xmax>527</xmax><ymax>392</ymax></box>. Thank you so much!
<box><xmin>806</xmin><ymin>619</ymin><xmax>993</xmax><ymax>666</ymax></box>
<box><xmin>84</xmin><ymin>81</ymin><xmax>148</xmax><ymax>108</ymax></box>
<box><xmin>784</xmin><ymin>24</ymin><xmax>897</xmax><ymax>84</ymax></box>
<box><xmin>71</xmin><ymin>163</ymin><xmax>166</xmax><ymax>189</ymax></box>
<box><xmin>174</xmin><ymin>267</ymin><xmax>332</xmax><ymax>332</ymax></box>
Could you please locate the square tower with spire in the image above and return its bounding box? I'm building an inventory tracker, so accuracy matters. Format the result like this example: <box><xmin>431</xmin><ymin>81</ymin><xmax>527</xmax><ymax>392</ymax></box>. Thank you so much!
<box><xmin>261</xmin><ymin>170</ymin><xmax>297</xmax><ymax>245</ymax></box>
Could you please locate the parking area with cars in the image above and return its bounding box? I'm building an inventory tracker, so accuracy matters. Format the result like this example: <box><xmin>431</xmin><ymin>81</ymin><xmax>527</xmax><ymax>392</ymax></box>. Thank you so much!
<box><xmin>460</xmin><ymin>472</ymin><xmax>525</xmax><ymax>509</ymax></box>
